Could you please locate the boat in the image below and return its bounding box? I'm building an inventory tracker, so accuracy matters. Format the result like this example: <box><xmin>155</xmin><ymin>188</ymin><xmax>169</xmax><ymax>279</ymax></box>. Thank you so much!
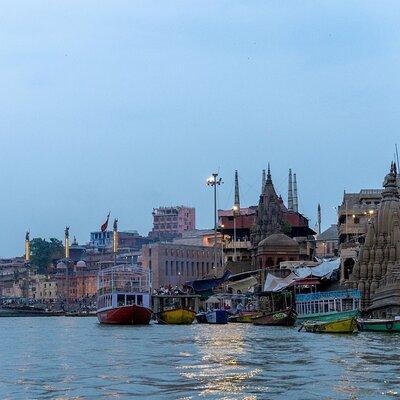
<box><xmin>302</xmin><ymin>316</ymin><xmax>357</xmax><ymax>333</ymax></box>
<box><xmin>96</xmin><ymin>265</ymin><xmax>152</xmax><ymax>325</ymax></box>
<box><xmin>228</xmin><ymin>311</ymin><xmax>261</xmax><ymax>323</ymax></box>
<box><xmin>195</xmin><ymin>311</ymin><xmax>208</xmax><ymax>323</ymax></box>
<box><xmin>153</xmin><ymin>294</ymin><xmax>200</xmax><ymax>325</ymax></box>
<box><xmin>205</xmin><ymin>309</ymin><xmax>229</xmax><ymax>324</ymax></box>
<box><xmin>0</xmin><ymin>305</ymin><xmax>64</xmax><ymax>317</ymax></box>
<box><xmin>295</xmin><ymin>289</ymin><xmax>361</xmax><ymax>325</ymax></box>
<box><xmin>252</xmin><ymin>307</ymin><xmax>297</xmax><ymax>326</ymax></box>
<box><xmin>357</xmin><ymin>318</ymin><xmax>400</xmax><ymax>332</ymax></box>
<box><xmin>296</xmin><ymin>309</ymin><xmax>360</xmax><ymax>324</ymax></box>
<box><xmin>158</xmin><ymin>308</ymin><xmax>196</xmax><ymax>325</ymax></box>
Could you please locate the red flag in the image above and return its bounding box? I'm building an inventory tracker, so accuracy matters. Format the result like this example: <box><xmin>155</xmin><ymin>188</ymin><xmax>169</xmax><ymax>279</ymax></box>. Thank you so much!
<box><xmin>101</xmin><ymin>212</ymin><xmax>110</xmax><ymax>232</ymax></box>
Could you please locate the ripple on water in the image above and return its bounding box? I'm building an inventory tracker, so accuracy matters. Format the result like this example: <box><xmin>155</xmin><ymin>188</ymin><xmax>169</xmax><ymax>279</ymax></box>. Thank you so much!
<box><xmin>0</xmin><ymin>318</ymin><xmax>399</xmax><ymax>399</ymax></box>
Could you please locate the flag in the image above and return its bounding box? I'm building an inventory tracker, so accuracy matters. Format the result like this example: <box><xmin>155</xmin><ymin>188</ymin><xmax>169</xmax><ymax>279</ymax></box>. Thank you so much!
<box><xmin>101</xmin><ymin>212</ymin><xmax>110</xmax><ymax>232</ymax></box>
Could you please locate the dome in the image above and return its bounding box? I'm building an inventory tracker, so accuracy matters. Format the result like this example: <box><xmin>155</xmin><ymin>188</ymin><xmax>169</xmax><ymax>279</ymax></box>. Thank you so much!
<box><xmin>56</xmin><ymin>261</ymin><xmax>66</xmax><ymax>269</ymax></box>
<box><xmin>258</xmin><ymin>233</ymin><xmax>299</xmax><ymax>248</ymax></box>
<box><xmin>76</xmin><ymin>260</ymin><xmax>86</xmax><ymax>268</ymax></box>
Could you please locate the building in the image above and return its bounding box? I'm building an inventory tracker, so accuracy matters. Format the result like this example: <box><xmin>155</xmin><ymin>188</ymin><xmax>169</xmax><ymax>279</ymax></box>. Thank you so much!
<box><xmin>141</xmin><ymin>243</ymin><xmax>219</xmax><ymax>289</ymax></box>
<box><xmin>338</xmin><ymin>189</ymin><xmax>382</xmax><ymax>281</ymax></box>
<box><xmin>315</xmin><ymin>224</ymin><xmax>339</xmax><ymax>258</ymax></box>
<box><xmin>150</xmin><ymin>206</ymin><xmax>195</xmax><ymax>241</ymax></box>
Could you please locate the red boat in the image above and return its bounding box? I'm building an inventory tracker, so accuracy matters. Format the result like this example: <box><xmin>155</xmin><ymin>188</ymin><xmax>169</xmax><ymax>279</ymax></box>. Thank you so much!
<box><xmin>97</xmin><ymin>265</ymin><xmax>152</xmax><ymax>325</ymax></box>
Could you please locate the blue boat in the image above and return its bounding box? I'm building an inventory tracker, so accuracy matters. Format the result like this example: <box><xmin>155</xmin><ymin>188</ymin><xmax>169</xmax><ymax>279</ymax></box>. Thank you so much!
<box><xmin>205</xmin><ymin>309</ymin><xmax>229</xmax><ymax>324</ymax></box>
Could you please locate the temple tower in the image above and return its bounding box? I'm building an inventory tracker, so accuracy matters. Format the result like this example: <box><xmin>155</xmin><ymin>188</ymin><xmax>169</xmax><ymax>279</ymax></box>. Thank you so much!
<box><xmin>288</xmin><ymin>169</ymin><xmax>293</xmax><ymax>211</ymax></box>
<box><xmin>293</xmin><ymin>173</ymin><xmax>299</xmax><ymax>212</ymax></box>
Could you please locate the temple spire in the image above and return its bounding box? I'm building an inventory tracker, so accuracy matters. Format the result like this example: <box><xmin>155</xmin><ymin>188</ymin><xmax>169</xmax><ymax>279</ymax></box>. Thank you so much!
<box><xmin>266</xmin><ymin>163</ymin><xmax>272</xmax><ymax>183</ymax></box>
<box><xmin>317</xmin><ymin>203</ymin><xmax>321</xmax><ymax>235</ymax></box>
<box><xmin>234</xmin><ymin>170</ymin><xmax>240</xmax><ymax>209</ymax></box>
<box><xmin>293</xmin><ymin>173</ymin><xmax>298</xmax><ymax>212</ymax></box>
<box><xmin>288</xmin><ymin>169</ymin><xmax>293</xmax><ymax>211</ymax></box>
<box><xmin>262</xmin><ymin>169</ymin><xmax>266</xmax><ymax>193</ymax></box>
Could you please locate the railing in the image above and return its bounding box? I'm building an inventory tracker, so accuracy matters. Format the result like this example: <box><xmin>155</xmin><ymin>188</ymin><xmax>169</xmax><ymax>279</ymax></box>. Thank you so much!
<box><xmin>295</xmin><ymin>289</ymin><xmax>360</xmax><ymax>302</ymax></box>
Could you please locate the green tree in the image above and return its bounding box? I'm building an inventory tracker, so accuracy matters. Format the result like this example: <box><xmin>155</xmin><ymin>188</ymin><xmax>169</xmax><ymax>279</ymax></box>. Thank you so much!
<box><xmin>30</xmin><ymin>237</ymin><xmax>64</xmax><ymax>273</ymax></box>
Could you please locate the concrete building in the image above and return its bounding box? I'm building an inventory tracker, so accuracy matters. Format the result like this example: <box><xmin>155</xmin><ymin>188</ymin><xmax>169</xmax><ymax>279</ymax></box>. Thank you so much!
<box><xmin>150</xmin><ymin>206</ymin><xmax>195</xmax><ymax>241</ymax></box>
<box><xmin>315</xmin><ymin>225</ymin><xmax>339</xmax><ymax>258</ymax></box>
<box><xmin>141</xmin><ymin>243</ymin><xmax>219</xmax><ymax>289</ymax></box>
<box><xmin>338</xmin><ymin>189</ymin><xmax>382</xmax><ymax>281</ymax></box>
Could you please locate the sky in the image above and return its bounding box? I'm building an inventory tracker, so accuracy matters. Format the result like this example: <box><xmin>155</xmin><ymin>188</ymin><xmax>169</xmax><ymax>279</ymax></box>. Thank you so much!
<box><xmin>1</xmin><ymin>1</ymin><xmax>400</xmax><ymax>256</ymax></box>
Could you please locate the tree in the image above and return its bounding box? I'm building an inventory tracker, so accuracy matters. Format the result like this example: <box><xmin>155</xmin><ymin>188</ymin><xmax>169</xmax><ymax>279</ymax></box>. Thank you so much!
<box><xmin>30</xmin><ymin>237</ymin><xmax>64</xmax><ymax>273</ymax></box>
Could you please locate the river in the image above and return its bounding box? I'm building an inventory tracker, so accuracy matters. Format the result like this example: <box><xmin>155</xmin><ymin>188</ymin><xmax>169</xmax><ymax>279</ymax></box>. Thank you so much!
<box><xmin>0</xmin><ymin>317</ymin><xmax>399</xmax><ymax>399</ymax></box>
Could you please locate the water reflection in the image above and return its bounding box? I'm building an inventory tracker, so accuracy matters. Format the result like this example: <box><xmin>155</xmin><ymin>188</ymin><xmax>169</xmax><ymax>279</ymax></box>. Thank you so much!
<box><xmin>1</xmin><ymin>318</ymin><xmax>400</xmax><ymax>399</ymax></box>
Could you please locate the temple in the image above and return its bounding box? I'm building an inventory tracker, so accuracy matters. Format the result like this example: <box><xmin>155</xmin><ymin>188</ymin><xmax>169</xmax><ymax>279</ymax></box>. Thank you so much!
<box><xmin>349</xmin><ymin>162</ymin><xmax>400</xmax><ymax>317</ymax></box>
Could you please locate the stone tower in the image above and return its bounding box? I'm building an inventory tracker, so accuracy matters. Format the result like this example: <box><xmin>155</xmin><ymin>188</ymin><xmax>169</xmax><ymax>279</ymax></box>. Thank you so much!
<box><xmin>251</xmin><ymin>164</ymin><xmax>284</xmax><ymax>246</ymax></box>
<box><xmin>349</xmin><ymin>162</ymin><xmax>400</xmax><ymax>314</ymax></box>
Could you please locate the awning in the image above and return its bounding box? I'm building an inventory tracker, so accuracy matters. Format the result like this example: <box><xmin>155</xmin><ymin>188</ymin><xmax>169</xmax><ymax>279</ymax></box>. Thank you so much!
<box><xmin>227</xmin><ymin>276</ymin><xmax>258</xmax><ymax>293</ymax></box>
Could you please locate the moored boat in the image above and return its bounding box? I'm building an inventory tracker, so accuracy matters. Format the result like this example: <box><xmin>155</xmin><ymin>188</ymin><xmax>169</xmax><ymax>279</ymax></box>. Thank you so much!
<box><xmin>296</xmin><ymin>309</ymin><xmax>360</xmax><ymax>325</ymax></box>
<box><xmin>205</xmin><ymin>309</ymin><xmax>229</xmax><ymax>324</ymax></box>
<box><xmin>158</xmin><ymin>308</ymin><xmax>196</xmax><ymax>325</ymax></box>
<box><xmin>228</xmin><ymin>311</ymin><xmax>261</xmax><ymax>323</ymax></box>
<box><xmin>195</xmin><ymin>311</ymin><xmax>208</xmax><ymax>324</ymax></box>
<box><xmin>96</xmin><ymin>265</ymin><xmax>152</xmax><ymax>325</ymax></box>
<box><xmin>153</xmin><ymin>294</ymin><xmax>200</xmax><ymax>325</ymax></box>
<box><xmin>252</xmin><ymin>307</ymin><xmax>297</xmax><ymax>326</ymax></box>
<box><xmin>303</xmin><ymin>317</ymin><xmax>357</xmax><ymax>333</ymax></box>
<box><xmin>357</xmin><ymin>318</ymin><xmax>400</xmax><ymax>332</ymax></box>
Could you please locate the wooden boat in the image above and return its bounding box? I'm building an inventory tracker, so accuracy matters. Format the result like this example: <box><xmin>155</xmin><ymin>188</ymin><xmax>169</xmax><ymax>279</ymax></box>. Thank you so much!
<box><xmin>96</xmin><ymin>265</ymin><xmax>152</xmax><ymax>325</ymax></box>
<box><xmin>158</xmin><ymin>308</ymin><xmax>196</xmax><ymax>325</ymax></box>
<box><xmin>357</xmin><ymin>319</ymin><xmax>400</xmax><ymax>332</ymax></box>
<box><xmin>0</xmin><ymin>305</ymin><xmax>64</xmax><ymax>317</ymax></box>
<box><xmin>296</xmin><ymin>309</ymin><xmax>359</xmax><ymax>325</ymax></box>
<box><xmin>228</xmin><ymin>311</ymin><xmax>261</xmax><ymax>323</ymax></box>
<box><xmin>303</xmin><ymin>317</ymin><xmax>357</xmax><ymax>333</ymax></box>
<box><xmin>195</xmin><ymin>311</ymin><xmax>208</xmax><ymax>324</ymax></box>
<box><xmin>205</xmin><ymin>309</ymin><xmax>229</xmax><ymax>324</ymax></box>
<box><xmin>153</xmin><ymin>293</ymin><xmax>200</xmax><ymax>325</ymax></box>
<box><xmin>252</xmin><ymin>307</ymin><xmax>297</xmax><ymax>326</ymax></box>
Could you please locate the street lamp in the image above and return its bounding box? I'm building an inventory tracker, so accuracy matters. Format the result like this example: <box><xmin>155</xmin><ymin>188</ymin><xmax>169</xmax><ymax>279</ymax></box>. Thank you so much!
<box><xmin>207</xmin><ymin>173</ymin><xmax>223</xmax><ymax>269</ymax></box>
<box><xmin>232</xmin><ymin>204</ymin><xmax>240</xmax><ymax>261</ymax></box>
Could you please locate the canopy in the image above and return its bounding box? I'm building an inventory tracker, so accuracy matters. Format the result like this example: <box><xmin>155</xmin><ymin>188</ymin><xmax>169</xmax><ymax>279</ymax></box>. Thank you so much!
<box><xmin>263</xmin><ymin>259</ymin><xmax>340</xmax><ymax>292</ymax></box>
<box><xmin>187</xmin><ymin>270</ymin><xmax>232</xmax><ymax>293</ymax></box>
<box><xmin>227</xmin><ymin>276</ymin><xmax>258</xmax><ymax>293</ymax></box>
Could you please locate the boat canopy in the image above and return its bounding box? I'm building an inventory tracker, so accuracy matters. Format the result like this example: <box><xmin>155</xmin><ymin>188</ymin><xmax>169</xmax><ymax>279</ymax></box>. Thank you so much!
<box><xmin>186</xmin><ymin>270</ymin><xmax>232</xmax><ymax>293</ymax></box>
<box><xmin>263</xmin><ymin>259</ymin><xmax>340</xmax><ymax>292</ymax></box>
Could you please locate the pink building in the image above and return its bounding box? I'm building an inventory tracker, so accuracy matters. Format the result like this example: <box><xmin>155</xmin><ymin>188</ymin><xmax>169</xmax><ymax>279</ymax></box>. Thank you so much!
<box><xmin>150</xmin><ymin>206</ymin><xmax>195</xmax><ymax>241</ymax></box>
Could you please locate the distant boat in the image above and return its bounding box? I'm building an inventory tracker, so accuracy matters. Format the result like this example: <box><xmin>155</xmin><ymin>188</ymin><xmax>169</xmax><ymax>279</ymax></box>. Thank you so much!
<box><xmin>158</xmin><ymin>308</ymin><xmax>196</xmax><ymax>325</ymax></box>
<box><xmin>96</xmin><ymin>265</ymin><xmax>152</xmax><ymax>325</ymax></box>
<box><xmin>153</xmin><ymin>294</ymin><xmax>199</xmax><ymax>325</ymax></box>
<box><xmin>252</xmin><ymin>307</ymin><xmax>297</xmax><ymax>326</ymax></box>
<box><xmin>357</xmin><ymin>318</ymin><xmax>400</xmax><ymax>332</ymax></box>
<box><xmin>205</xmin><ymin>309</ymin><xmax>229</xmax><ymax>324</ymax></box>
<box><xmin>195</xmin><ymin>311</ymin><xmax>208</xmax><ymax>324</ymax></box>
<box><xmin>228</xmin><ymin>311</ymin><xmax>261</xmax><ymax>323</ymax></box>
<box><xmin>0</xmin><ymin>305</ymin><xmax>63</xmax><ymax>317</ymax></box>
<box><xmin>302</xmin><ymin>316</ymin><xmax>357</xmax><ymax>333</ymax></box>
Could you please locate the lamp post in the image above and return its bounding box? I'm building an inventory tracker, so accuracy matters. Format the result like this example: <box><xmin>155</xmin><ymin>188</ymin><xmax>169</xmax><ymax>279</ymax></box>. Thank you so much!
<box><xmin>207</xmin><ymin>173</ymin><xmax>223</xmax><ymax>269</ymax></box>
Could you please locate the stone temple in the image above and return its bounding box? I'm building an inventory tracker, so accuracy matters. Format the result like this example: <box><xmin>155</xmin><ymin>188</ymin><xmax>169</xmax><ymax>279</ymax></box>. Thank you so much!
<box><xmin>349</xmin><ymin>162</ymin><xmax>400</xmax><ymax>317</ymax></box>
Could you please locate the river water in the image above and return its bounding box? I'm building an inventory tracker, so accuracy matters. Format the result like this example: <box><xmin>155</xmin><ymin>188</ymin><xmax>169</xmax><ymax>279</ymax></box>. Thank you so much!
<box><xmin>0</xmin><ymin>317</ymin><xmax>399</xmax><ymax>399</ymax></box>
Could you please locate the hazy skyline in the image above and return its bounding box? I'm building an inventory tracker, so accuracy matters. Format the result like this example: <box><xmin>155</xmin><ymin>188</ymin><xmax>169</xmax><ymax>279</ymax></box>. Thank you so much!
<box><xmin>1</xmin><ymin>1</ymin><xmax>400</xmax><ymax>256</ymax></box>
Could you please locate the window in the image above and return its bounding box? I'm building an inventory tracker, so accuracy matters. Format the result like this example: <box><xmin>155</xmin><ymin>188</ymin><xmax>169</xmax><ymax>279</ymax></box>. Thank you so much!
<box><xmin>117</xmin><ymin>294</ymin><xmax>125</xmax><ymax>306</ymax></box>
<box><xmin>165</xmin><ymin>261</ymin><xmax>169</xmax><ymax>276</ymax></box>
<box><xmin>126</xmin><ymin>295</ymin><xmax>136</xmax><ymax>305</ymax></box>
<box><xmin>137</xmin><ymin>295</ymin><xmax>143</xmax><ymax>306</ymax></box>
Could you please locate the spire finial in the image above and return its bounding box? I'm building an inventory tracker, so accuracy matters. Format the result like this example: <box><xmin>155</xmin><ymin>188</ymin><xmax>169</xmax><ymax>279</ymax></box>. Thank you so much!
<box><xmin>262</xmin><ymin>169</ymin><xmax>266</xmax><ymax>193</ymax></box>
<box><xmin>266</xmin><ymin>163</ymin><xmax>272</xmax><ymax>184</ymax></box>
<box><xmin>317</xmin><ymin>203</ymin><xmax>321</xmax><ymax>235</ymax></box>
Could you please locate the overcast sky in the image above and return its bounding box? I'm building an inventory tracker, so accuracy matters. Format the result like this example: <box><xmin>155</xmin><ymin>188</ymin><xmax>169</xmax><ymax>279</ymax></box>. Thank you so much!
<box><xmin>1</xmin><ymin>1</ymin><xmax>400</xmax><ymax>256</ymax></box>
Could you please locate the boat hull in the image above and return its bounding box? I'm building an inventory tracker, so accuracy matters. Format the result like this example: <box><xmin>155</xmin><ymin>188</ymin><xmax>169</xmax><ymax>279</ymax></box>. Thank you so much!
<box><xmin>296</xmin><ymin>309</ymin><xmax>359</xmax><ymax>324</ymax></box>
<box><xmin>357</xmin><ymin>319</ymin><xmax>400</xmax><ymax>332</ymax></box>
<box><xmin>229</xmin><ymin>312</ymin><xmax>261</xmax><ymax>323</ymax></box>
<box><xmin>303</xmin><ymin>317</ymin><xmax>357</xmax><ymax>333</ymax></box>
<box><xmin>195</xmin><ymin>312</ymin><xmax>208</xmax><ymax>324</ymax></box>
<box><xmin>97</xmin><ymin>304</ymin><xmax>152</xmax><ymax>325</ymax></box>
<box><xmin>206</xmin><ymin>310</ymin><xmax>229</xmax><ymax>324</ymax></box>
<box><xmin>252</xmin><ymin>308</ymin><xmax>297</xmax><ymax>326</ymax></box>
<box><xmin>158</xmin><ymin>308</ymin><xmax>196</xmax><ymax>325</ymax></box>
